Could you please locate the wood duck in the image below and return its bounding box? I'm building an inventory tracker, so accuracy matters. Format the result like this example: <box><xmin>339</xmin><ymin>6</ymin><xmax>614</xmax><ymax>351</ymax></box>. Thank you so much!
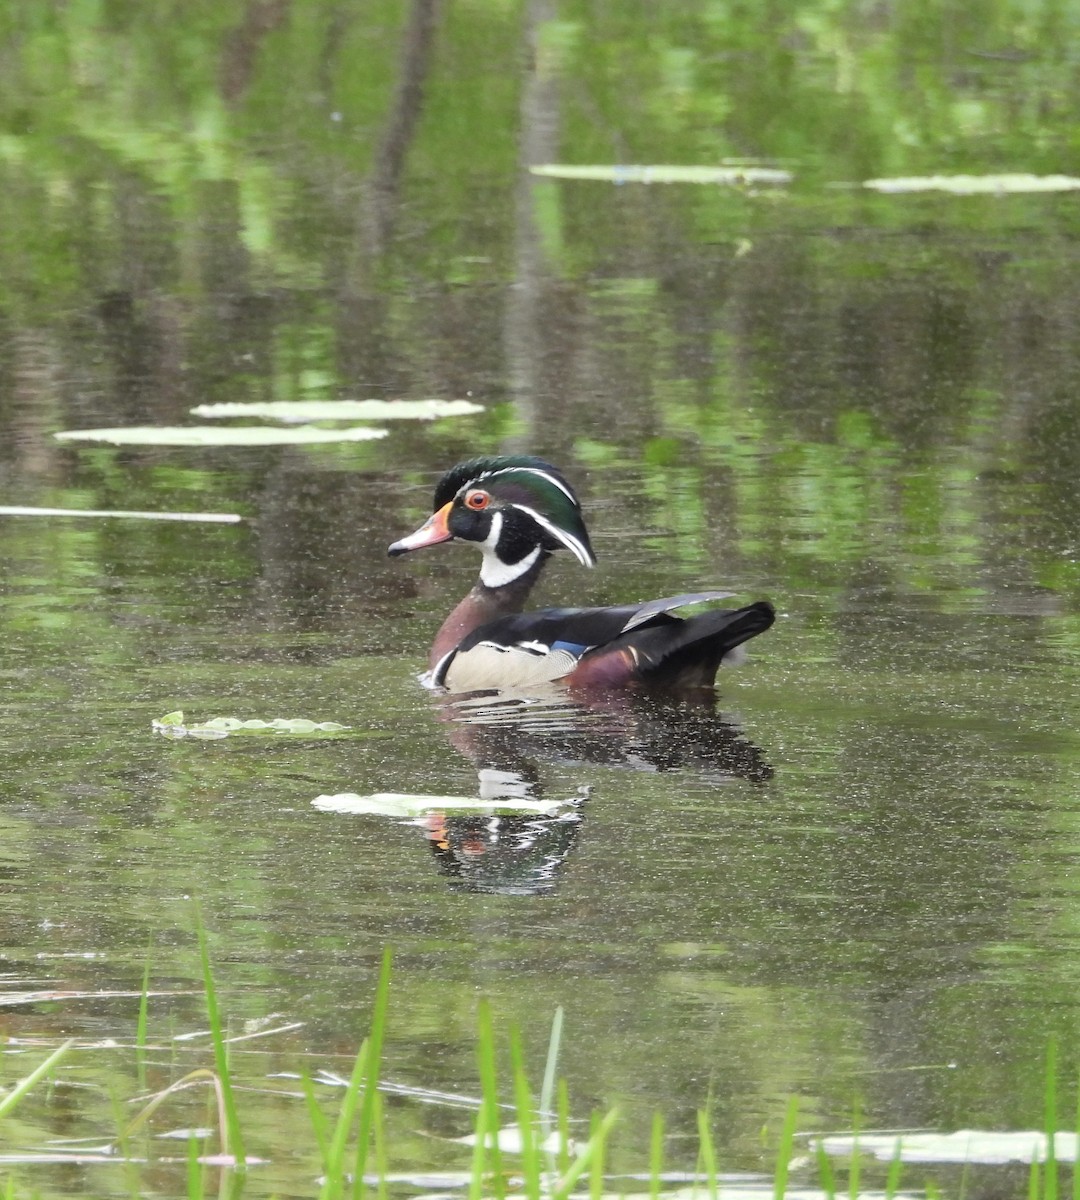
<box><xmin>389</xmin><ymin>456</ymin><xmax>774</xmax><ymax>693</ymax></box>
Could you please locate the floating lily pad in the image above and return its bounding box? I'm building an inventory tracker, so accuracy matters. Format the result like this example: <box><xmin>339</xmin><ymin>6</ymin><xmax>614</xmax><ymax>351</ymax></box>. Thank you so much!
<box><xmin>0</xmin><ymin>506</ymin><xmax>241</xmax><ymax>523</ymax></box>
<box><xmin>55</xmin><ymin>426</ymin><xmax>388</xmax><ymax>447</ymax></box>
<box><xmin>312</xmin><ymin>792</ymin><xmax>571</xmax><ymax>817</ymax></box>
<box><xmin>861</xmin><ymin>173</ymin><xmax>1080</xmax><ymax>194</ymax></box>
<box><xmin>816</xmin><ymin>1129</ymin><xmax>1079</xmax><ymax>1165</ymax></box>
<box><xmin>154</xmin><ymin>711</ymin><xmax>353</xmax><ymax>740</ymax></box>
<box><xmin>530</xmin><ymin>164</ymin><xmax>792</xmax><ymax>185</ymax></box>
<box><xmin>189</xmin><ymin>399</ymin><xmax>484</xmax><ymax>422</ymax></box>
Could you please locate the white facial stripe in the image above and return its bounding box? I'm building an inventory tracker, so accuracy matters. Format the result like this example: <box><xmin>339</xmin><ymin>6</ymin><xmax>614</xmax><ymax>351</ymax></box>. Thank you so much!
<box><xmin>480</xmin><ymin>542</ymin><xmax>542</xmax><ymax>588</ymax></box>
<box><xmin>482</xmin><ymin>510</ymin><xmax>503</xmax><ymax>550</ymax></box>
<box><xmin>475</xmin><ymin>466</ymin><xmax>578</xmax><ymax>503</ymax></box>
<box><xmin>509</xmin><ymin>503</ymin><xmax>595</xmax><ymax>567</ymax></box>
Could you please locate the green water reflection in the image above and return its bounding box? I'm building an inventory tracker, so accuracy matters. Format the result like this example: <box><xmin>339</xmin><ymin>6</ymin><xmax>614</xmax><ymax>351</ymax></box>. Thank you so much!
<box><xmin>2</xmin><ymin>0</ymin><xmax>1080</xmax><ymax>1195</ymax></box>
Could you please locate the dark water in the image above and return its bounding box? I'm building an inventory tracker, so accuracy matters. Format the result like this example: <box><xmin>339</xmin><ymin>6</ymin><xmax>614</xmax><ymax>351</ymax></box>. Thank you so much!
<box><xmin>3</xmin><ymin>3</ymin><xmax>1080</xmax><ymax>1196</ymax></box>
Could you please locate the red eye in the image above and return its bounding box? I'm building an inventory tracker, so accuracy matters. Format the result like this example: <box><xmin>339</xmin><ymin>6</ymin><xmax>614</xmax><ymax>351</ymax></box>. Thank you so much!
<box><xmin>465</xmin><ymin>489</ymin><xmax>490</xmax><ymax>511</ymax></box>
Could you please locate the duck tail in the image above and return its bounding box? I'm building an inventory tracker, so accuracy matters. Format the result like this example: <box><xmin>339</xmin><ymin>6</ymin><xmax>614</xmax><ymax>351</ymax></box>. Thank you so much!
<box><xmin>635</xmin><ymin>600</ymin><xmax>775</xmax><ymax>690</ymax></box>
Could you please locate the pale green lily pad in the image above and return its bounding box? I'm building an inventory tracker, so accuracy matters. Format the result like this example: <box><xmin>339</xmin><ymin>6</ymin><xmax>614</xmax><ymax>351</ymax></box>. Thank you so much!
<box><xmin>530</xmin><ymin>164</ymin><xmax>792</xmax><ymax>185</ymax></box>
<box><xmin>816</xmin><ymin>1129</ymin><xmax>1079</xmax><ymax>1165</ymax></box>
<box><xmin>0</xmin><ymin>506</ymin><xmax>241</xmax><ymax>523</ymax></box>
<box><xmin>862</xmin><ymin>173</ymin><xmax>1080</xmax><ymax>194</ymax></box>
<box><xmin>153</xmin><ymin>711</ymin><xmax>353</xmax><ymax>740</ymax></box>
<box><xmin>190</xmin><ymin>399</ymin><xmax>484</xmax><ymax>422</ymax></box>
<box><xmin>55</xmin><ymin>426</ymin><xmax>388</xmax><ymax>447</ymax></box>
<box><xmin>312</xmin><ymin>792</ymin><xmax>570</xmax><ymax>818</ymax></box>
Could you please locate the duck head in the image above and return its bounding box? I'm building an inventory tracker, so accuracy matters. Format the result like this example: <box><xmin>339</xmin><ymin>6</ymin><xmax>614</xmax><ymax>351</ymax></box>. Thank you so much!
<box><xmin>389</xmin><ymin>456</ymin><xmax>596</xmax><ymax>588</ymax></box>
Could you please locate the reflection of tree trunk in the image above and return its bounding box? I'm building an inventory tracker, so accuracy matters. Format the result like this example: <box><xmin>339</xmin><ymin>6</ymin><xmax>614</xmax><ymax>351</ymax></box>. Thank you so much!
<box><xmin>6</xmin><ymin>330</ymin><xmax>63</xmax><ymax>482</ymax></box>
<box><xmin>362</xmin><ymin>0</ymin><xmax>442</xmax><ymax>259</ymax></box>
<box><xmin>502</xmin><ymin>0</ymin><xmax>559</xmax><ymax>453</ymax></box>
<box><xmin>220</xmin><ymin>0</ymin><xmax>292</xmax><ymax>104</ymax></box>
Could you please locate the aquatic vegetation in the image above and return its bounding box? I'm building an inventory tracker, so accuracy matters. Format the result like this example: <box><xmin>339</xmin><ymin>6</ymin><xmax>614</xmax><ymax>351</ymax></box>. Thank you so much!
<box><xmin>190</xmin><ymin>399</ymin><xmax>485</xmax><ymax>422</ymax></box>
<box><xmin>1</xmin><ymin>933</ymin><xmax>1076</xmax><ymax>1200</ymax></box>
<box><xmin>312</xmin><ymin>790</ymin><xmax>579</xmax><ymax>817</ymax></box>
<box><xmin>0</xmin><ymin>506</ymin><xmax>242</xmax><ymax>523</ymax></box>
<box><xmin>529</xmin><ymin>165</ymin><xmax>792</xmax><ymax>186</ymax></box>
<box><xmin>860</xmin><ymin>174</ymin><xmax>1080</xmax><ymax>194</ymax></box>
<box><xmin>153</xmin><ymin>711</ymin><xmax>354</xmax><ymax>739</ymax></box>
<box><xmin>54</xmin><ymin>426</ymin><xmax>390</xmax><ymax>447</ymax></box>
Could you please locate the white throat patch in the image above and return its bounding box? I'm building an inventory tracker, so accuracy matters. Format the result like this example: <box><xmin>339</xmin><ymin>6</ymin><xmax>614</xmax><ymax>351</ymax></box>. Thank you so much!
<box><xmin>480</xmin><ymin>517</ymin><xmax>542</xmax><ymax>589</ymax></box>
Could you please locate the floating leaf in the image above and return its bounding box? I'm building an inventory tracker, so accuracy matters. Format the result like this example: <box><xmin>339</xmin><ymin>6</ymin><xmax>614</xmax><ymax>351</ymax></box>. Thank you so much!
<box><xmin>861</xmin><ymin>173</ymin><xmax>1080</xmax><ymax>194</ymax></box>
<box><xmin>530</xmin><ymin>163</ymin><xmax>792</xmax><ymax>185</ymax></box>
<box><xmin>0</xmin><ymin>505</ymin><xmax>241</xmax><ymax>522</ymax></box>
<box><xmin>153</xmin><ymin>712</ymin><xmax>354</xmax><ymax>739</ymax></box>
<box><xmin>55</xmin><ymin>426</ymin><xmax>388</xmax><ymax>447</ymax></box>
<box><xmin>816</xmin><ymin>1129</ymin><xmax>1080</xmax><ymax>1165</ymax></box>
<box><xmin>312</xmin><ymin>792</ymin><xmax>572</xmax><ymax>818</ymax></box>
<box><xmin>190</xmin><ymin>399</ymin><xmax>484</xmax><ymax>422</ymax></box>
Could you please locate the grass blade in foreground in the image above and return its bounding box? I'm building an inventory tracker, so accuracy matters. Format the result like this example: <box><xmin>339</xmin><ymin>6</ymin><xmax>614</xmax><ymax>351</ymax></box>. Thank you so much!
<box><xmin>773</xmin><ymin>1096</ymin><xmax>799</xmax><ymax>1200</ymax></box>
<box><xmin>0</xmin><ymin>1040</ymin><xmax>74</xmax><ymax>1118</ymax></box>
<box><xmin>509</xmin><ymin>1028</ymin><xmax>540</xmax><ymax>1200</ymax></box>
<box><xmin>475</xmin><ymin>1000</ymin><xmax>505</xmax><ymax>1200</ymax></box>
<box><xmin>321</xmin><ymin>1039</ymin><xmax>369</xmax><ymax>1199</ymax></box>
<box><xmin>696</xmin><ymin>1109</ymin><xmax>718</xmax><ymax>1200</ymax></box>
<box><xmin>551</xmin><ymin>1105</ymin><xmax>620</xmax><ymax>1200</ymax></box>
<box><xmin>1045</xmin><ymin>1039</ymin><xmax>1059</xmax><ymax>1200</ymax></box>
<box><xmin>352</xmin><ymin>946</ymin><xmax>393</xmax><ymax>1200</ymax></box>
<box><xmin>194</xmin><ymin>902</ymin><xmax>246</xmax><ymax>1167</ymax></box>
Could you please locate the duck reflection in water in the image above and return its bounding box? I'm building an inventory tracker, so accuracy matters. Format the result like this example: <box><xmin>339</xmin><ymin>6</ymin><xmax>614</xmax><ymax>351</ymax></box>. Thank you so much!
<box><xmin>420</xmin><ymin>686</ymin><xmax>772</xmax><ymax>896</ymax></box>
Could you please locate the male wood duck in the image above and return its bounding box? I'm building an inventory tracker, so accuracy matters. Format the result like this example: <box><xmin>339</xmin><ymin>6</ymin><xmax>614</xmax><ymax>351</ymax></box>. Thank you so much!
<box><xmin>389</xmin><ymin>456</ymin><xmax>774</xmax><ymax>693</ymax></box>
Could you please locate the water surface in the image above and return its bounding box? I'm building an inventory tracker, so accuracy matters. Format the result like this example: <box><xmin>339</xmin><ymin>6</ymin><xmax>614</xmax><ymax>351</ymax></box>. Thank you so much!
<box><xmin>2</xmin><ymin>3</ymin><xmax>1080</xmax><ymax>1196</ymax></box>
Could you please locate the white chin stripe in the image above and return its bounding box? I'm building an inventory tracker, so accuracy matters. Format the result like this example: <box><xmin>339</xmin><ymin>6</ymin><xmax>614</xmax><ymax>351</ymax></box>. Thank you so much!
<box><xmin>480</xmin><ymin>543</ymin><xmax>542</xmax><ymax>588</ymax></box>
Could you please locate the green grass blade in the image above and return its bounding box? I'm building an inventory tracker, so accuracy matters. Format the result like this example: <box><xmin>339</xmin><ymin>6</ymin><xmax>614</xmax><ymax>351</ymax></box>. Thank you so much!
<box><xmin>302</xmin><ymin>1073</ymin><xmax>331</xmax><ymax>1172</ymax></box>
<box><xmin>509</xmin><ymin>1027</ymin><xmax>540</xmax><ymax>1200</ymax></box>
<box><xmin>650</xmin><ymin>1111</ymin><xmax>665</xmax><ymax>1200</ymax></box>
<box><xmin>539</xmin><ymin>1006</ymin><xmax>563</xmax><ymax>1122</ymax></box>
<box><xmin>552</xmin><ymin>1105</ymin><xmax>620</xmax><ymax>1200</ymax></box>
<box><xmin>539</xmin><ymin>1006</ymin><xmax>565</xmax><ymax>1187</ymax></box>
<box><xmin>772</xmin><ymin>1096</ymin><xmax>799</xmax><ymax>1200</ymax></box>
<box><xmin>1074</xmin><ymin>1066</ymin><xmax>1080</xmax><ymax>1200</ymax></box>
<box><xmin>352</xmin><ymin>947</ymin><xmax>393</xmax><ymax>1200</ymax></box>
<box><xmin>187</xmin><ymin>1133</ymin><xmax>205</xmax><ymax>1200</ymax></box>
<box><xmin>476</xmin><ymin>999</ymin><xmax>505</xmax><ymax>1200</ymax></box>
<box><xmin>1046</xmin><ymin>1038</ymin><xmax>1059</xmax><ymax>1200</ymax></box>
<box><xmin>847</xmin><ymin>1099</ymin><xmax>861</xmax><ymax>1200</ymax></box>
<box><xmin>1029</xmin><ymin>1157</ymin><xmax>1041</xmax><ymax>1200</ymax></box>
<box><xmin>557</xmin><ymin>1079</ymin><xmax>571</xmax><ymax>1176</ymax></box>
<box><xmin>136</xmin><ymin>951</ymin><xmax>151</xmax><ymax>1093</ymax></box>
<box><xmin>372</xmin><ymin>1087</ymin><xmax>389</xmax><ymax>1200</ymax></box>
<box><xmin>321</xmin><ymin>1038</ymin><xmax>369</xmax><ymax>1200</ymax></box>
<box><xmin>696</xmin><ymin>1108</ymin><xmax>718</xmax><ymax>1200</ymax></box>
<box><xmin>0</xmin><ymin>1039</ymin><xmax>73</xmax><ymax>1118</ymax></box>
<box><xmin>885</xmin><ymin>1139</ymin><xmax>904</xmax><ymax>1199</ymax></box>
<box><xmin>589</xmin><ymin>1110</ymin><xmax>606</xmax><ymax>1200</ymax></box>
<box><xmin>193</xmin><ymin>902</ymin><xmax>245</xmax><ymax>1167</ymax></box>
<box><xmin>469</xmin><ymin>1082</ymin><xmax>490</xmax><ymax>1200</ymax></box>
<box><xmin>815</xmin><ymin>1138</ymin><xmax>837</xmax><ymax>1200</ymax></box>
